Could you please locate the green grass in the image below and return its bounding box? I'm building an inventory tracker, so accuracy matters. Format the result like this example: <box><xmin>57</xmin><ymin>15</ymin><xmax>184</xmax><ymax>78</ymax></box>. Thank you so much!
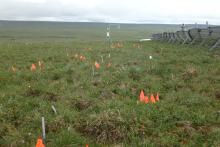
<box><xmin>0</xmin><ymin>21</ymin><xmax>220</xmax><ymax>146</ymax></box>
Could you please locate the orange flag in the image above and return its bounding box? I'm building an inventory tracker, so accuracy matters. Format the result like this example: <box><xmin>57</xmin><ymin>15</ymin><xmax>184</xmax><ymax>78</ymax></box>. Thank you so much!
<box><xmin>80</xmin><ymin>55</ymin><xmax>86</xmax><ymax>61</ymax></box>
<box><xmin>31</xmin><ymin>64</ymin><xmax>36</xmax><ymax>72</ymax></box>
<box><xmin>139</xmin><ymin>90</ymin><xmax>145</xmax><ymax>102</ymax></box>
<box><xmin>85</xmin><ymin>144</ymin><xmax>89</xmax><ymax>147</ymax></box>
<box><xmin>150</xmin><ymin>94</ymin><xmax>156</xmax><ymax>103</ymax></box>
<box><xmin>155</xmin><ymin>93</ymin><xmax>159</xmax><ymax>101</ymax></box>
<box><xmin>35</xmin><ymin>138</ymin><xmax>45</xmax><ymax>147</ymax></box>
<box><xmin>95</xmin><ymin>61</ymin><xmax>100</xmax><ymax>69</ymax></box>
<box><xmin>144</xmin><ymin>96</ymin><xmax>149</xmax><ymax>104</ymax></box>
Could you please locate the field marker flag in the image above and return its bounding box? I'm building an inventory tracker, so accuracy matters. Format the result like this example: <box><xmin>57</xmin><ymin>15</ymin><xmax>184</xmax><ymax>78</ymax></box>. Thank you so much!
<box><xmin>139</xmin><ymin>90</ymin><xmax>145</xmax><ymax>102</ymax></box>
<box><xmin>95</xmin><ymin>61</ymin><xmax>100</xmax><ymax>69</ymax></box>
<box><xmin>150</xmin><ymin>94</ymin><xmax>156</xmax><ymax>103</ymax></box>
<box><xmin>155</xmin><ymin>93</ymin><xmax>159</xmax><ymax>101</ymax></box>
<box><xmin>80</xmin><ymin>55</ymin><xmax>86</xmax><ymax>61</ymax></box>
<box><xmin>144</xmin><ymin>96</ymin><xmax>149</xmax><ymax>104</ymax></box>
<box><xmin>31</xmin><ymin>64</ymin><xmax>36</xmax><ymax>72</ymax></box>
<box><xmin>35</xmin><ymin>138</ymin><xmax>45</xmax><ymax>147</ymax></box>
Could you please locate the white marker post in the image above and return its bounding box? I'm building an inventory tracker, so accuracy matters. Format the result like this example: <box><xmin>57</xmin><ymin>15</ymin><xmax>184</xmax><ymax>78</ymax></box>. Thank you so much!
<box><xmin>107</xmin><ymin>32</ymin><xmax>110</xmax><ymax>38</ymax></box>
<box><xmin>42</xmin><ymin>117</ymin><xmax>46</xmax><ymax>144</ymax></box>
<box><xmin>51</xmin><ymin>105</ymin><xmax>57</xmax><ymax>115</ymax></box>
<box><xmin>101</xmin><ymin>55</ymin><xmax>104</xmax><ymax>63</ymax></box>
<box><xmin>106</xmin><ymin>24</ymin><xmax>121</xmax><ymax>50</ymax></box>
<box><xmin>107</xmin><ymin>31</ymin><xmax>110</xmax><ymax>49</ymax></box>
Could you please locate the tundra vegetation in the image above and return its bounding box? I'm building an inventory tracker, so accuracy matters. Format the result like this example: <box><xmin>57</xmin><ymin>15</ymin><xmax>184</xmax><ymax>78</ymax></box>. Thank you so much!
<box><xmin>0</xmin><ymin>21</ymin><xmax>219</xmax><ymax>146</ymax></box>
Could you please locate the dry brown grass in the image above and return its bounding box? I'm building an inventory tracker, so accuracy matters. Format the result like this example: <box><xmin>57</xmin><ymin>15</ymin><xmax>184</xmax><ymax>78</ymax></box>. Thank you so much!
<box><xmin>182</xmin><ymin>66</ymin><xmax>198</xmax><ymax>80</ymax></box>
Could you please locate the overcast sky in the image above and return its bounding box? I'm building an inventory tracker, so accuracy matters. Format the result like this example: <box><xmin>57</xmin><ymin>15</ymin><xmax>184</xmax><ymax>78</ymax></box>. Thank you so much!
<box><xmin>0</xmin><ymin>0</ymin><xmax>220</xmax><ymax>24</ymax></box>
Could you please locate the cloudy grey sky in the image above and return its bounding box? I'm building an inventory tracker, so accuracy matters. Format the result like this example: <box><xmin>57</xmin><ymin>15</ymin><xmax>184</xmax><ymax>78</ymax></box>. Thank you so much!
<box><xmin>0</xmin><ymin>0</ymin><xmax>220</xmax><ymax>24</ymax></box>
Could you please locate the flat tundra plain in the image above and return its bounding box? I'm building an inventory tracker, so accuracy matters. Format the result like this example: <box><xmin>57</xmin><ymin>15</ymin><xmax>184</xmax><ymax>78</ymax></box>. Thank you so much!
<box><xmin>0</xmin><ymin>21</ymin><xmax>220</xmax><ymax>146</ymax></box>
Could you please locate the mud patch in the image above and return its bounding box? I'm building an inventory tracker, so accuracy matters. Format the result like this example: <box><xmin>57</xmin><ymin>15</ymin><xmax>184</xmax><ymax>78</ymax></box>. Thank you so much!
<box><xmin>182</xmin><ymin>66</ymin><xmax>198</xmax><ymax>80</ymax></box>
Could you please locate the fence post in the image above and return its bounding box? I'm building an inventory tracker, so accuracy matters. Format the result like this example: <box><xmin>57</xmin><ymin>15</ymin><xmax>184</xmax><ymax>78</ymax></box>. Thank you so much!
<box><xmin>210</xmin><ymin>38</ymin><xmax>220</xmax><ymax>51</ymax></box>
<box><xmin>200</xmin><ymin>27</ymin><xmax>213</xmax><ymax>46</ymax></box>
<box><xmin>191</xmin><ymin>28</ymin><xmax>202</xmax><ymax>44</ymax></box>
<box><xmin>183</xmin><ymin>31</ymin><xmax>192</xmax><ymax>44</ymax></box>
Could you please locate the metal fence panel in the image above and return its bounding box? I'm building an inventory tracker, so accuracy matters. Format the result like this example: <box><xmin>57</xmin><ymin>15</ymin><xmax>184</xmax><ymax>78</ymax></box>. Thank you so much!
<box><xmin>151</xmin><ymin>25</ymin><xmax>220</xmax><ymax>50</ymax></box>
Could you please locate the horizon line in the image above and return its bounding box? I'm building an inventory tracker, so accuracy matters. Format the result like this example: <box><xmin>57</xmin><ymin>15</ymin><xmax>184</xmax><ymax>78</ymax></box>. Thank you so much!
<box><xmin>1</xmin><ymin>19</ymin><xmax>219</xmax><ymax>26</ymax></box>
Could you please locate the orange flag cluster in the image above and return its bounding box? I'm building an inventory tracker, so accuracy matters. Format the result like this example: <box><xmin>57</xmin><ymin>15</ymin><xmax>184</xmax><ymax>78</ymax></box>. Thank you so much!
<box><xmin>74</xmin><ymin>54</ymin><xmax>86</xmax><ymax>61</ymax></box>
<box><xmin>139</xmin><ymin>90</ymin><xmax>159</xmax><ymax>104</ymax></box>
<box><xmin>10</xmin><ymin>61</ymin><xmax>44</xmax><ymax>73</ymax></box>
<box><xmin>72</xmin><ymin>53</ymin><xmax>112</xmax><ymax>69</ymax></box>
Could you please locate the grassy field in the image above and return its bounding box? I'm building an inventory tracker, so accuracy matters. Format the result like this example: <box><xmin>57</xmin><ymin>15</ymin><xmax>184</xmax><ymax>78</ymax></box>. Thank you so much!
<box><xmin>0</xmin><ymin>21</ymin><xmax>180</xmax><ymax>42</ymax></box>
<box><xmin>0</xmin><ymin>21</ymin><xmax>220</xmax><ymax>146</ymax></box>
